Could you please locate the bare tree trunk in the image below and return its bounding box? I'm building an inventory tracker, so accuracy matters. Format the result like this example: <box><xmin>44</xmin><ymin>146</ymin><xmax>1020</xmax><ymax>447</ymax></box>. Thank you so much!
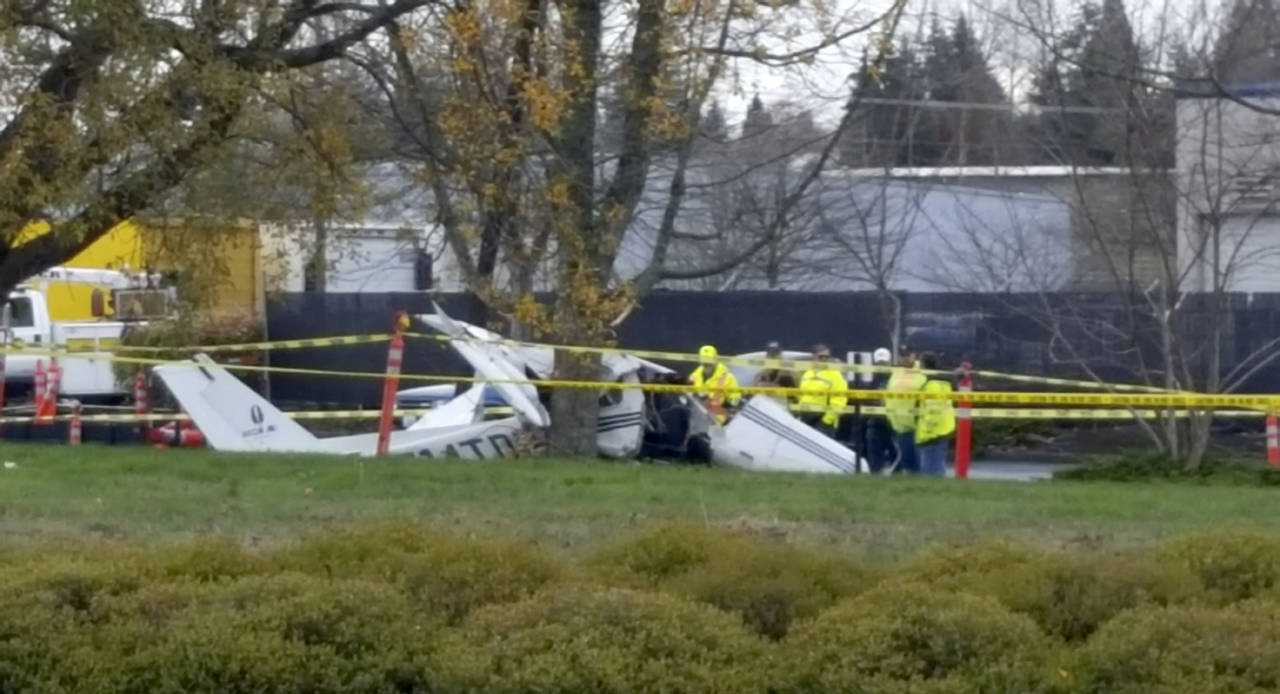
<box><xmin>879</xmin><ymin>288</ymin><xmax>902</xmax><ymax>355</ymax></box>
<box><xmin>1159</xmin><ymin>287</ymin><xmax>1180</xmax><ymax>458</ymax></box>
<box><xmin>546</xmin><ymin>0</ymin><xmax>603</xmax><ymax>458</ymax></box>
<box><xmin>1187</xmin><ymin>292</ymin><xmax>1225</xmax><ymax>468</ymax></box>
<box><xmin>309</xmin><ymin>217</ymin><xmax>327</xmax><ymax>293</ymax></box>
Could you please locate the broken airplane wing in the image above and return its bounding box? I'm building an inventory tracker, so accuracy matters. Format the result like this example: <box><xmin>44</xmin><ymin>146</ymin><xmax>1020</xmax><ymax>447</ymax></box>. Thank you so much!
<box><xmin>152</xmin><ymin>354</ymin><xmax>524</xmax><ymax>459</ymax></box>
<box><xmin>713</xmin><ymin>395</ymin><xmax>860</xmax><ymax>474</ymax></box>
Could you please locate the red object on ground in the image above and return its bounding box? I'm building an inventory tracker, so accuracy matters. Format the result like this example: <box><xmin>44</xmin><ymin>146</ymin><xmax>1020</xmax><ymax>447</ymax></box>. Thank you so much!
<box><xmin>954</xmin><ymin>362</ymin><xmax>973</xmax><ymax>480</ymax></box>
<box><xmin>376</xmin><ymin>311</ymin><xmax>410</xmax><ymax>457</ymax></box>
<box><xmin>148</xmin><ymin>421</ymin><xmax>205</xmax><ymax>448</ymax></box>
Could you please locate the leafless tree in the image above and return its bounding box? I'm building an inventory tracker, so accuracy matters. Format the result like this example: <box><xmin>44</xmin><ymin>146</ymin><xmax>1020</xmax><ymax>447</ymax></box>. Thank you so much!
<box><xmin>922</xmin><ymin>0</ymin><xmax>1280</xmax><ymax>466</ymax></box>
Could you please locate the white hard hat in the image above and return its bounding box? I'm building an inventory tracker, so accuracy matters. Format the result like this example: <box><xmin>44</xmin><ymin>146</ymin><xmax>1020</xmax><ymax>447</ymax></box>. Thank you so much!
<box><xmin>872</xmin><ymin>348</ymin><xmax>892</xmax><ymax>364</ymax></box>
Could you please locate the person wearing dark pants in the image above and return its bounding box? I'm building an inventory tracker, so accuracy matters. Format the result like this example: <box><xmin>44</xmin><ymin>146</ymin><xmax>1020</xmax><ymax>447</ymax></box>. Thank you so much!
<box><xmin>859</xmin><ymin>347</ymin><xmax>896</xmax><ymax>473</ymax></box>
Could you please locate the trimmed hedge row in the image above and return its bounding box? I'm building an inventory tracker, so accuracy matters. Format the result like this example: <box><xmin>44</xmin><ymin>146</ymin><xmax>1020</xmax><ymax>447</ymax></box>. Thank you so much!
<box><xmin>2</xmin><ymin>524</ymin><xmax>1280</xmax><ymax>692</ymax></box>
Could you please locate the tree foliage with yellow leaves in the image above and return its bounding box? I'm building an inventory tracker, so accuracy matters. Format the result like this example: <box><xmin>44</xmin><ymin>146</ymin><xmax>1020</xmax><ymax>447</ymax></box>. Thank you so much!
<box><xmin>352</xmin><ymin>0</ymin><xmax>907</xmax><ymax>454</ymax></box>
<box><xmin>0</xmin><ymin>0</ymin><xmax>437</xmax><ymax>294</ymax></box>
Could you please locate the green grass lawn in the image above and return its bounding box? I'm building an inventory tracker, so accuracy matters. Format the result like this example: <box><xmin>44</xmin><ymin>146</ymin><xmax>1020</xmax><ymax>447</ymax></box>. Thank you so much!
<box><xmin>0</xmin><ymin>442</ymin><xmax>1275</xmax><ymax>558</ymax></box>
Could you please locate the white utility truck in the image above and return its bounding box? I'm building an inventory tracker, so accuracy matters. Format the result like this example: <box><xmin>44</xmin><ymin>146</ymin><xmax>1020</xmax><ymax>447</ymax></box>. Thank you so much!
<box><xmin>3</xmin><ymin>272</ymin><xmax>174</xmax><ymax>403</ymax></box>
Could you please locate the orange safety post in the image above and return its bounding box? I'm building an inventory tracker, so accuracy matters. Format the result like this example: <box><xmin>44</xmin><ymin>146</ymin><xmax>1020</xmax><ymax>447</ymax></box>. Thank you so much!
<box><xmin>69</xmin><ymin>402</ymin><xmax>82</xmax><ymax>445</ymax></box>
<box><xmin>33</xmin><ymin>360</ymin><xmax>46</xmax><ymax>422</ymax></box>
<box><xmin>1268</xmin><ymin>411</ymin><xmax>1279</xmax><ymax>466</ymax></box>
<box><xmin>375</xmin><ymin>311</ymin><xmax>411</xmax><ymax>457</ymax></box>
<box><xmin>35</xmin><ymin>361</ymin><xmax>59</xmax><ymax>421</ymax></box>
<box><xmin>954</xmin><ymin>361</ymin><xmax>973</xmax><ymax>480</ymax></box>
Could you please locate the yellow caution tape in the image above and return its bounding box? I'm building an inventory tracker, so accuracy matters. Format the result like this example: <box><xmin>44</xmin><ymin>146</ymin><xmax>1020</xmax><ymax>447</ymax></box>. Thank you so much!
<box><xmin>3</xmin><ymin>404</ymin><xmax>1254</xmax><ymax>425</ymax></box>
<box><xmin>63</xmin><ymin>337</ymin><xmax>119</xmax><ymax>352</ymax></box>
<box><xmin>2</xmin><ymin>345</ymin><xmax>1271</xmax><ymax>410</ymax></box>
<box><xmin>964</xmin><ymin>408</ymin><xmax>1262</xmax><ymax>420</ymax></box>
<box><xmin>0</xmin><ymin>407</ymin><xmax>514</xmax><ymax>425</ymax></box>
<box><xmin>823</xmin><ymin>404</ymin><xmax>1264</xmax><ymax>420</ymax></box>
<box><xmin>8</xmin><ymin>335</ymin><xmax>390</xmax><ymax>354</ymax></box>
<box><xmin>404</xmin><ymin>332</ymin><xmax>1179</xmax><ymax>394</ymax></box>
<box><xmin>0</xmin><ymin>404</ymin><xmax>1254</xmax><ymax>426</ymax></box>
<box><xmin>93</xmin><ymin>334</ymin><xmax>393</xmax><ymax>354</ymax></box>
<box><xmin>5</xmin><ymin>325</ymin><xmax>1174</xmax><ymax>394</ymax></box>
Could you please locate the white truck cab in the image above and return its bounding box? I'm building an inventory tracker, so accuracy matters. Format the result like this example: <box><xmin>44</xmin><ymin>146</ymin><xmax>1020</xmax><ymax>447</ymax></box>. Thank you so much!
<box><xmin>3</xmin><ymin>289</ymin><xmax>135</xmax><ymax>401</ymax></box>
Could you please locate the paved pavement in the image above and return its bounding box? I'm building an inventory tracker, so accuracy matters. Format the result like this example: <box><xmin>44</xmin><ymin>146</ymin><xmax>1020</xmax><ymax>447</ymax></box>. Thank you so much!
<box><xmin>959</xmin><ymin>460</ymin><xmax>1075</xmax><ymax>481</ymax></box>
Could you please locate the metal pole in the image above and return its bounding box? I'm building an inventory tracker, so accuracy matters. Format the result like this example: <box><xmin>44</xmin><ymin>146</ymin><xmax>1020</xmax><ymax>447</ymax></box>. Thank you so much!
<box><xmin>955</xmin><ymin>362</ymin><xmax>973</xmax><ymax>480</ymax></box>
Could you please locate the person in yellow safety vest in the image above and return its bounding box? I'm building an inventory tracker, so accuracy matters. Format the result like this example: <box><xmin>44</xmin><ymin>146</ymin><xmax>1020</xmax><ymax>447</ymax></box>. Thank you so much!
<box><xmin>884</xmin><ymin>348</ymin><xmax>927</xmax><ymax>474</ymax></box>
<box><xmin>688</xmin><ymin>345</ymin><xmax>741</xmax><ymax>424</ymax></box>
<box><xmin>915</xmin><ymin>353</ymin><xmax>956</xmax><ymax>477</ymax></box>
<box><xmin>792</xmin><ymin>344</ymin><xmax>848</xmax><ymax>437</ymax></box>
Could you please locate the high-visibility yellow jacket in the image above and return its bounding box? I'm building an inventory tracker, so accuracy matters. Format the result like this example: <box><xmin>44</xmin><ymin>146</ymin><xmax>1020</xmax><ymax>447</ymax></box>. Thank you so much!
<box><xmin>885</xmin><ymin>367</ymin><xmax>928</xmax><ymax>433</ymax></box>
<box><xmin>793</xmin><ymin>366</ymin><xmax>848</xmax><ymax>426</ymax></box>
<box><xmin>916</xmin><ymin>378</ymin><xmax>956</xmax><ymax>445</ymax></box>
<box><xmin>689</xmin><ymin>364</ymin><xmax>740</xmax><ymax>423</ymax></box>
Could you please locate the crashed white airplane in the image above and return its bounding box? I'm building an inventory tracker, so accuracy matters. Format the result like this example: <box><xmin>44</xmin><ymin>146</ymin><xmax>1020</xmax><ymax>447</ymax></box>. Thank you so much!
<box><xmin>153</xmin><ymin>306</ymin><xmax>867</xmax><ymax>474</ymax></box>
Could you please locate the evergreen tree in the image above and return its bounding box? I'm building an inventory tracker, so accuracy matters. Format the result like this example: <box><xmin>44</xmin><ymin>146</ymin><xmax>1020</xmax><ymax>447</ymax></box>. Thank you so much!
<box><xmin>920</xmin><ymin>15</ymin><xmax>1008</xmax><ymax>164</ymax></box>
<box><xmin>702</xmin><ymin>100</ymin><xmax>729</xmax><ymax>143</ymax></box>
<box><xmin>1031</xmin><ymin>0</ymin><xmax>1143</xmax><ymax>165</ymax></box>
<box><xmin>1214</xmin><ymin>0</ymin><xmax>1280</xmax><ymax>83</ymax></box>
<box><xmin>846</xmin><ymin>39</ymin><xmax>929</xmax><ymax>166</ymax></box>
<box><xmin>741</xmin><ymin>94</ymin><xmax>773</xmax><ymax>140</ymax></box>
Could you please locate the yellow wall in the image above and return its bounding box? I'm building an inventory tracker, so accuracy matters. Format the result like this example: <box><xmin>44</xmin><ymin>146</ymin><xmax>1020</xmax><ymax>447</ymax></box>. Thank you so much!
<box><xmin>14</xmin><ymin>219</ymin><xmax>261</xmax><ymax>320</ymax></box>
<box><xmin>33</xmin><ymin>283</ymin><xmax>105</xmax><ymax>322</ymax></box>
<box><xmin>13</xmin><ymin>220</ymin><xmax>146</xmax><ymax>270</ymax></box>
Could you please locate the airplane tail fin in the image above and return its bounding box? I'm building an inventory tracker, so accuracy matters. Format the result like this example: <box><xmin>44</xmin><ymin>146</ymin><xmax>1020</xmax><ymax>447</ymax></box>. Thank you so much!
<box><xmin>152</xmin><ymin>354</ymin><xmax>325</xmax><ymax>452</ymax></box>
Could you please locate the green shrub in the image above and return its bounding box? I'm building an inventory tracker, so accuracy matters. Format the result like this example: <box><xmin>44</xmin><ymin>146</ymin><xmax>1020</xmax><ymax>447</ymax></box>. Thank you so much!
<box><xmin>0</xmin><ymin>585</ymin><xmax>105</xmax><ymax>693</ymax></box>
<box><xmin>1157</xmin><ymin>530</ymin><xmax>1280</xmax><ymax>603</ymax></box>
<box><xmin>667</xmin><ymin>543</ymin><xmax>872</xmax><ymax>640</ymax></box>
<box><xmin>273</xmin><ymin>521</ymin><xmax>562</xmax><ymax>623</ymax></box>
<box><xmin>436</xmin><ymin>584</ymin><xmax>768</xmax><ymax>693</ymax></box>
<box><xmin>1056</xmin><ymin>450</ymin><xmax>1280</xmax><ymax>484</ymax></box>
<box><xmin>894</xmin><ymin>538</ymin><xmax>1051</xmax><ymax>585</ymax></box>
<box><xmin>586</xmin><ymin>523</ymin><xmax>873</xmax><ymax>639</ymax></box>
<box><xmin>100</xmin><ymin>618</ymin><xmax>427</xmax><ymax>694</ymax></box>
<box><xmin>585</xmin><ymin>523</ymin><xmax>723</xmax><ymax>586</ymax></box>
<box><xmin>172</xmin><ymin>573</ymin><xmax>434</xmax><ymax>657</ymax></box>
<box><xmin>894</xmin><ymin>539</ymin><xmax>1199</xmax><ymax>641</ymax></box>
<box><xmin>143</xmin><ymin>537</ymin><xmax>266</xmax><ymax>582</ymax></box>
<box><xmin>9</xmin><ymin>573</ymin><xmax>440</xmax><ymax>694</ymax></box>
<box><xmin>776</xmin><ymin>584</ymin><xmax>1055</xmax><ymax>694</ymax></box>
<box><xmin>996</xmin><ymin>554</ymin><xmax>1199</xmax><ymax>641</ymax></box>
<box><xmin>1066</xmin><ymin>601</ymin><xmax>1280</xmax><ymax>693</ymax></box>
